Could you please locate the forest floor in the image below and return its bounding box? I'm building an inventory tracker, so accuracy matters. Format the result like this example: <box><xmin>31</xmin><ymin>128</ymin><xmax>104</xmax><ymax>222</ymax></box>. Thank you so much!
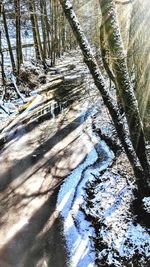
<box><xmin>0</xmin><ymin>50</ymin><xmax>149</xmax><ymax>267</ymax></box>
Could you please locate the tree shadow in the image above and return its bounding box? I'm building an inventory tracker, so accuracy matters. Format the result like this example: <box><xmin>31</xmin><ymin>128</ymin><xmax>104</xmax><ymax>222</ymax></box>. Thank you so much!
<box><xmin>0</xmin><ymin>108</ymin><xmax>93</xmax><ymax>266</ymax></box>
<box><xmin>0</xmin><ymin>187</ymin><xmax>68</xmax><ymax>267</ymax></box>
<box><xmin>0</xmin><ymin>112</ymin><xmax>91</xmax><ymax>192</ymax></box>
<box><xmin>0</xmin><ymin>75</ymin><xmax>88</xmax><ymax>150</ymax></box>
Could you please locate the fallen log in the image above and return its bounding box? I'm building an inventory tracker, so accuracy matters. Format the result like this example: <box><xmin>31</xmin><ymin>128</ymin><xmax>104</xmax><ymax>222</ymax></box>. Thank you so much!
<box><xmin>36</xmin><ymin>79</ymin><xmax>64</xmax><ymax>95</ymax></box>
<box><xmin>47</xmin><ymin>74</ymin><xmax>64</xmax><ymax>82</ymax></box>
<box><xmin>2</xmin><ymin>94</ymin><xmax>44</xmax><ymax>133</ymax></box>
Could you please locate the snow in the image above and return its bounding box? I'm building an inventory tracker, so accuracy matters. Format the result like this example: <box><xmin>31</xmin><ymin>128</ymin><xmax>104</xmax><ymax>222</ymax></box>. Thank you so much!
<box><xmin>57</xmin><ymin>134</ymin><xmax>114</xmax><ymax>266</ymax></box>
<box><xmin>142</xmin><ymin>197</ymin><xmax>150</xmax><ymax>213</ymax></box>
<box><xmin>121</xmin><ymin>224</ymin><xmax>150</xmax><ymax>256</ymax></box>
<box><xmin>50</xmin><ymin>101</ymin><xmax>56</xmax><ymax>121</ymax></box>
<box><xmin>1</xmin><ymin>23</ymin><xmax>35</xmax><ymax>69</ymax></box>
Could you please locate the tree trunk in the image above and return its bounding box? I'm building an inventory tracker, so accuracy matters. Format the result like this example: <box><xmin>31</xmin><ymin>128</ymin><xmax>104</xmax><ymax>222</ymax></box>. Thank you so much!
<box><xmin>0</xmin><ymin>4</ymin><xmax>5</xmax><ymax>91</ymax></box>
<box><xmin>59</xmin><ymin>0</ymin><xmax>150</xmax><ymax>197</ymax></box>
<box><xmin>99</xmin><ymin>0</ymin><xmax>149</xmax><ymax>174</ymax></box>
<box><xmin>61</xmin><ymin>12</ymin><xmax>66</xmax><ymax>53</ymax></box>
<box><xmin>28</xmin><ymin>0</ymin><xmax>43</xmax><ymax>62</ymax></box>
<box><xmin>14</xmin><ymin>0</ymin><xmax>23</xmax><ymax>76</ymax></box>
<box><xmin>50</xmin><ymin>0</ymin><xmax>55</xmax><ymax>66</ymax></box>
<box><xmin>127</xmin><ymin>0</ymin><xmax>150</xmax><ymax>140</ymax></box>
<box><xmin>40</xmin><ymin>0</ymin><xmax>47</xmax><ymax>63</ymax></box>
<box><xmin>44</xmin><ymin>2</ymin><xmax>51</xmax><ymax>58</ymax></box>
<box><xmin>1</xmin><ymin>2</ymin><xmax>16</xmax><ymax>73</ymax></box>
<box><xmin>100</xmin><ymin>22</ymin><xmax>115</xmax><ymax>84</ymax></box>
<box><xmin>28</xmin><ymin>0</ymin><xmax>41</xmax><ymax>60</ymax></box>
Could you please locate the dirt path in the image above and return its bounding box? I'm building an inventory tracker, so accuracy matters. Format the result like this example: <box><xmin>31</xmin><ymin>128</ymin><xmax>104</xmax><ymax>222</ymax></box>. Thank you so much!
<box><xmin>0</xmin><ymin>74</ymin><xmax>99</xmax><ymax>267</ymax></box>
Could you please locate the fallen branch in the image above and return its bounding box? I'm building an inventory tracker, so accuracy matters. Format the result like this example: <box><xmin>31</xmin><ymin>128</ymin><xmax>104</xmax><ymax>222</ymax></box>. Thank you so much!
<box><xmin>48</xmin><ymin>74</ymin><xmax>64</xmax><ymax>82</ymax></box>
<box><xmin>2</xmin><ymin>94</ymin><xmax>44</xmax><ymax>135</ymax></box>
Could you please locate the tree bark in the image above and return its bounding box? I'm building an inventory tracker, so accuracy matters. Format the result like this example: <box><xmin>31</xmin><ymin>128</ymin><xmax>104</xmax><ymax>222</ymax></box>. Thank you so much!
<box><xmin>44</xmin><ymin>1</ymin><xmax>51</xmax><ymax>58</ymax></box>
<box><xmin>14</xmin><ymin>0</ymin><xmax>23</xmax><ymax>76</ymax></box>
<box><xmin>40</xmin><ymin>0</ymin><xmax>47</xmax><ymax>63</ymax></box>
<box><xmin>50</xmin><ymin>0</ymin><xmax>55</xmax><ymax>66</ymax></box>
<box><xmin>127</xmin><ymin>0</ymin><xmax>150</xmax><ymax>140</ymax></box>
<box><xmin>99</xmin><ymin>0</ymin><xmax>149</xmax><ymax>174</ymax></box>
<box><xmin>0</xmin><ymin>3</ymin><xmax>6</xmax><ymax>91</ymax></box>
<box><xmin>0</xmin><ymin>30</ymin><xmax>5</xmax><ymax>89</ymax></box>
<box><xmin>28</xmin><ymin>0</ymin><xmax>41</xmax><ymax>60</ymax></box>
<box><xmin>100</xmin><ymin>22</ymin><xmax>116</xmax><ymax>84</ymax></box>
<box><xmin>28</xmin><ymin>0</ymin><xmax>44</xmax><ymax>63</ymax></box>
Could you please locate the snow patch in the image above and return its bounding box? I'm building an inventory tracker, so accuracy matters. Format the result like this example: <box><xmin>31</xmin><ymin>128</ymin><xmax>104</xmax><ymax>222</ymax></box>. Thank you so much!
<box><xmin>57</xmin><ymin>140</ymin><xmax>114</xmax><ymax>267</ymax></box>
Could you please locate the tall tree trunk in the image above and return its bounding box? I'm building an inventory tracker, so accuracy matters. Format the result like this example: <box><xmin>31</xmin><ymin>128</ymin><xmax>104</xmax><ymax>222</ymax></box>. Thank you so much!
<box><xmin>100</xmin><ymin>22</ymin><xmax>115</xmax><ymax>84</ymax></box>
<box><xmin>0</xmin><ymin>3</ymin><xmax>5</xmax><ymax>91</ymax></box>
<box><xmin>100</xmin><ymin>18</ymin><xmax>126</xmax><ymax>114</ymax></box>
<box><xmin>28</xmin><ymin>0</ymin><xmax>41</xmax><ymax>60</ymax></box>
<box><xmin>50</xmin><ymin>0</ymin><xmax>55</xmax><ymax>66</ymax></box>
<box><xmin>1</xmin><ymin>2</ymin><xmax>16</xmax><ymax>73</ymax></box>
<box><xmin>28</xmin><ymin>0</ymin><xmax>44</xmax><ymax>63</ymax></box>
<box><xmin>33</xmin><ymin>0</ymin><xmax>44</xmax><ymax>62</ymax></box>
<box><xmin>127</xmin><ymin>0</ymin><xmax>150</xmax><ymax>140</ymax></box>
<box><xmin>44</xmin><ymin>2</ymin><xmax>51</xmax><ymax>58</ymax></box>
<box><xmin>59</xmin><ymin>0</ymin><xmax>150</xmax><ymax>197</ymax></box>
<box><xmin>57</xmin><ymin>0</ymin><xmax>61</xmax><ymax>57</ymax></box>
<box><xmin>61</xmin><ymin>12</ymin><xmax>66</xmax><ymax>53</ymax></box>
<box><xmin>40</xmin><ymin>0</ymin><xmax>47</xmax><ymax>63</ymax></box>
<box><xmin>0</xmin><ymin>32</ymin><xmax>5</xmax><ymax>88</ymax></box>
<box><xmin>99</xmin><ymin>0</ymin><xmax>149</xmax><ymax>173</ymax></box>
<box><xmin>54</xmin><ymin>0</ymin><xmax>58</xmax><ymax>57</ymax></box>
<box><xmin>14</xmin><ymin>0</ymin><xmax>23</xmax><ymax>76</ymax></box>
